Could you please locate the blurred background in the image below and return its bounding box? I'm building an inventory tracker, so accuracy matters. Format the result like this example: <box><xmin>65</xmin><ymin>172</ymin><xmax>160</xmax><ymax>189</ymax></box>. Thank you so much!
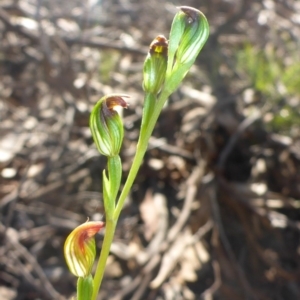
<box><xmin>1</xmin><ymin>0</ymin><xmax>300</xmax><ymax>299</ymax></box>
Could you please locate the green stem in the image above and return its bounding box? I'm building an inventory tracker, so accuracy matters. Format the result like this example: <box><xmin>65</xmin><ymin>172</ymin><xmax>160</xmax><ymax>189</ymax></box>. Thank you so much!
<box><xmin>114</xmin><ymin>88</ymin><xmax>171</xmax><ymax>220</ymax></box>
<box><xmin>91</xmin><ymin>219</ymin><xmax>116</xmax><ymax>300</ymax></box>
<box><xmin>92</xmin><ymin>157</ymin><xmax>121</xmax><ymax>300</ymax></box>
<box><xmin>92</xmin><ymin>88</ymin><xmax>171</xmax><ymax>300</ymax></box>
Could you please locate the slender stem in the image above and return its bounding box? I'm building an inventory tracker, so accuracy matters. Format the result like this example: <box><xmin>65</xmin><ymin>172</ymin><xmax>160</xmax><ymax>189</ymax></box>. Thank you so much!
<box><xmin>92</xmin><ymin>156</ymin><xmax>121</xmax><ymax>300</ymax></box>
<box><xmin>114</xmin><ymin>88</ymin><xmax>171</xmax><ymax>220</ymax></box>
<box><xmin>91</xmin><ymin>219</ymin><xmax>116</xmax><ymax>300</ymax></box>
<box><xmin>92</xmin><ymin>88</ymin><xmax>171</xmax><ymax>300</ymax></box>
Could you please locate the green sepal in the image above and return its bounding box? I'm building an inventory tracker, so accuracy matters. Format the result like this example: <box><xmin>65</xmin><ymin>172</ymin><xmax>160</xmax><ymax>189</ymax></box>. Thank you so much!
<box><xmin>105</xmin><ymin>112</ymin><xmax>124</xmax><ymax>156</ymax></box>
<box><xmin>167</xmin><ymin>11</ymin><xmax>186</xmax><ymax>76</ymax></box>
<box><xmin>90</xmin><ymin>100</ymin><xmax>111</xmax><ymax>157</ymax></box>
<box><xmin>175</xmin><ymin>7</ymin><xmax>209</xmax><ymax>66</ymax></box>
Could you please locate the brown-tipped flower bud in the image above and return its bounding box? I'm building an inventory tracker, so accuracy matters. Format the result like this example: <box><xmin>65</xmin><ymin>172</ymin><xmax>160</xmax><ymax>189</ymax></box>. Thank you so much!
<box><xmin>163</xmin><ymin>6</ymin><xmax>209</xmax><ymax>95</ymax></box>
<box><xmin>167</xmin><ymin>6</ymin><xmax>209</xmax><ymax>74</ymax></box>
<box><xmin>90</xmin><ymin>94</ymin><xmax>129</xmax><ymax>157</ymax></box>
<box><xmin>175</xmin><ymin>7</ymin><xmax>209</xmax><ymax>65</ymax></box>
<box><xmin>64</xmin><ymin>221</ymin><xmax>105</xmax><ymax>278</ymax></box>
<box><xmin>143</xmin><ymin>35</ymin><xmax>168</xmax><ymax>94</ymax></box>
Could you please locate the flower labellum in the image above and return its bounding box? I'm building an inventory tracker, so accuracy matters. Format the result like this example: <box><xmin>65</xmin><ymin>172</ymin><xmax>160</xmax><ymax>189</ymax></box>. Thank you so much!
<box><xmin>64</xmin><ymin>221</ymin><xmax>105</xmax><ymax>278</ymax></box>
<box><xmin>90</xmin><ymin>94</ymin><xmax>129</xmax><ymax>157</ymax></box>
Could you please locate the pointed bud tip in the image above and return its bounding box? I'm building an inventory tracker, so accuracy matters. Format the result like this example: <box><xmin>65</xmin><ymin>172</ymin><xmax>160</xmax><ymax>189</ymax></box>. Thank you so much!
<box><xmin>178</xmin><ymin>6</ymin><xmax>201</xmax><ymax>21</ymax></box>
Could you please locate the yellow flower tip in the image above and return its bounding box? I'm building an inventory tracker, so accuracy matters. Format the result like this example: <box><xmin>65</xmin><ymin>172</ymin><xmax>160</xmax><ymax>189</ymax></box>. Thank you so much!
<box><xmin>64</xmin><ymin>221</ymin><xmax>105</xmax><ymax>277</ymax></box>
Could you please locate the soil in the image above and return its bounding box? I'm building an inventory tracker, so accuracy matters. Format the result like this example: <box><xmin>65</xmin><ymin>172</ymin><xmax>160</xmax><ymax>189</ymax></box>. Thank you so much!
<box><xmin>1</xmin><ymin>0</ymin><xmax>300</xmax><ymax>299</ymax></box>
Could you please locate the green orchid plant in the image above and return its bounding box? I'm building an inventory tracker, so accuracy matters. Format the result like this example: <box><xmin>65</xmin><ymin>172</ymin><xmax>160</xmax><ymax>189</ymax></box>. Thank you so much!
<box><xmin>64</xmin><ymin>6</ymin><xmax>209</xmax><ymax>300</ymax></box>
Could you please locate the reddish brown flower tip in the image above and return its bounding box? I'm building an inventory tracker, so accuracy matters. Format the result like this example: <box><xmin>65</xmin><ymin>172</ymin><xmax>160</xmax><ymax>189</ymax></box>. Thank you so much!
<box><xmin>76</xmin><ymin>221</ymin><xmax>105</xmax><ymax>253</ymax></box>
<box><xmin>105</xmin><ymin>94</ymin><xmax>130</xmax><ymax>110</ymax></box>
<box><xmin>149</xmin><ymin>35</ymin><xmax>168</xmax><ymax>56</ymax></box>
<box><xmin>64</xmin><ymin>221</ymin><xmax>105</xmax><ymax>277</ymax></box>
<box><xmin>178</xmin><ymin>6</ymin><xmax>200</xmax><ymax>23</ymax></box>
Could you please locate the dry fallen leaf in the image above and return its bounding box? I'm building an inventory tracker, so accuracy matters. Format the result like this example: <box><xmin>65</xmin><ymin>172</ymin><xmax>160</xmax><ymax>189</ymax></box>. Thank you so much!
<box><xmin>139</xmin><ymin>189</ymin><xmax>159</xmax><ymax>241</ymax></box>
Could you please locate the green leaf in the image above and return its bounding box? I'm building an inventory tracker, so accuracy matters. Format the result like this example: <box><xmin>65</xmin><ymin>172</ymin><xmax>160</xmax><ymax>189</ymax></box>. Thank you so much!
<box><xmin>77</xmin><ymin>275</ymin><xmax>93</xmax><ymax>300</ymax></box>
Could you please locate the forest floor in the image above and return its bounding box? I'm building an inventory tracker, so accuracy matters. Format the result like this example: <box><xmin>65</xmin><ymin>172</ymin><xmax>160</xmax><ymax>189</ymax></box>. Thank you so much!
<box><xmin>1</xmin><ymin>0</ymin><xmax>300</xmax><ymax>299</ymax></box>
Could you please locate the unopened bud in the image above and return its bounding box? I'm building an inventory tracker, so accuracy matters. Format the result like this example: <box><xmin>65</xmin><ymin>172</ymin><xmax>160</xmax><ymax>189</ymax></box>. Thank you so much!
<box><xmin>143</xmin><ymin>35</ymin><xmax>168</xmax><ymax>94</ymax></box>
<box><xmin>175</xmin><ymin>6</ymin><xmax>209</xmax><ymax>65</ymax></box>
<box><xmin>163</xmin><ymin>6</ymin><xmax>209</xmax><ymax>95</ymax></box>
<box><xmin>167</xmin><ymin>6</ymin><xmax>209</xmax><ymax>73</ymax></box>
<box><xmin>90</xmin><ymin>94</ymin><xmax>129</xmax><ymax>157</ymax></box>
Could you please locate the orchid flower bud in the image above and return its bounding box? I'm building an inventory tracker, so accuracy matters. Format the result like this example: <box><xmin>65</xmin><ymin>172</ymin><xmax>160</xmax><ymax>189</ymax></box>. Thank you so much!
<box><xmin>174</xmin><ymin>6</ymin><xmax>209</xmax><ymax>66</ymax></box>
<box><xmin>163</xmin><ymin>6</ymin><xmax>209</xmax><ymax>95</ymax></box>
<box><xmin>64</xmin><ymin>221</ymin><xmax>105</xmax><ymax>278</ymax></box>
<box><xmin>90</xmin><ymin>94</ymin><xmax>129</xmax><ymax>157</ymax></box>
<box><xmin>143</xmin><ymin>35</ymin><xmax>168</xmax><ymax>95</ymax></box>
